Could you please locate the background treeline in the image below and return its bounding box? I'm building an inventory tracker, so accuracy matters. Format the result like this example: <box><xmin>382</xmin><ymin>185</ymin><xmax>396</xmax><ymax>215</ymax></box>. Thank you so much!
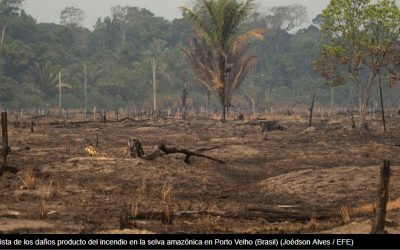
<box><xmin>0</xmin><ymin>1</ymin><xmax>399</xmax><ymax>112</ymax></box>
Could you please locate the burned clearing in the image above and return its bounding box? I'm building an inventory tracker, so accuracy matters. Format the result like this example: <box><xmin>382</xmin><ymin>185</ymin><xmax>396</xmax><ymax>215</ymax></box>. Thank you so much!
<box><xmin>1</xmin><ymin>113</ymin><xmax>400</xmax><ymax>234</ymax></box>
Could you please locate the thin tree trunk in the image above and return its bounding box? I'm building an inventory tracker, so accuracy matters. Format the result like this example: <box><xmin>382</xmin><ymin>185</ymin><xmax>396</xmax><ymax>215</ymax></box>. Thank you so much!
<box><xmin>182</xmin><ymin>79</ymin><xmax>187</xmax><ymax>120</ymax></box>
<box><xmin>251</xmin><ymin>98</ymin><xmax>256</xmax><ymax>117</ymax></box>
<box><xmin>1</xmin><ymin>112</ymin><xmax>9</xmax><ymax>167</ymax></box>
<box><xmin>378</xmin><ymin>72</ymin><xmax>386</xmax><ymax>133</ymax></box>
<box><xmin>370</xmin><ymin>160</ymin><xmax>390</xmax><ymax>234</ymax></box>
<box><xmin>0</xmin><ymin>26</ymin><xmax>5</xmax><ymax>46</ymax></box>
<box><xmin>220</xmin><ymin>50</ymin><xmax>227</xmax><ymax>122</ymax></box>
<box><xmin>309</xmin><ymin>88</ymin><xmax>317</xmax><ymax>127</ymax></box>
<box><xmin>330</xmin><ymin>86</ymin><xmax>334</xmax><ymax>116</ymax></box>
<box><xmin>222</xmin><ymin>98</ymin><xmax>226</xmax><ymax>122</ymax></box>
<box><xmin>84</xmin><ymin>63</ymin><xmax>87</xmax><ymax>119</ymax></box>
<box><xmin>151</xmin><ymin>58</ymin><xmax>157</xmax><ymax>113</ymax></box>
<box><xmin>206</xmin><ymin>90</ymin><xmax>210</xmax><ymax>118</ymax></box>
<box><xmin>359</xmin><ymin>71</ymin><xmax>376</xmax><ymax>130</ymax></box>
<box><xmin>357</xmin><ymin>82</ymin><xmax>362</xmax><ymax>113</ymax></box>
<box><xmin>59</xmin><ymin>71</ymin><xmax>62</xmax><ymax>111</ymax></box>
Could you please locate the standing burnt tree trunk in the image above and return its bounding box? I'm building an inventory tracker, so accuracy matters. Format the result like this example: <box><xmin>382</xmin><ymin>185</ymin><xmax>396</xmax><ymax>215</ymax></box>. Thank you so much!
<box><xmin>309</xmin><ymin>88</ymin><xmax>317</xmax><ymax>127</ymax></box>
<box><xmin>378</xmin><ymin>72</ymin><xmax>386</xmax><ymax>133</ymax></box>
<box><xmin>182</xmin><ymin>77</ymin><xmax>188</xmax><ymax>120</ymax></box>
<box><xmin>370</xmin><ymin>160</ymin><xmax>391</xmax><ymax>234</ymax></box>
<box><xmin>151</xmin><ymin>57</ymin><xmax>157</xmax><ymax>114</ymax></box>
<box><xmin>1</xmin><ymin>111</ymin><xmax>9</xmax><ymax>167</ymax></box>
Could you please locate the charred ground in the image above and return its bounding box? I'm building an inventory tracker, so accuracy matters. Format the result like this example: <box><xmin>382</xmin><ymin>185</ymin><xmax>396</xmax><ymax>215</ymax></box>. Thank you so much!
<box><xmin>1</xmin><ymin>113</ymin><xmax>400</xmax><ymax>234</ymax></box>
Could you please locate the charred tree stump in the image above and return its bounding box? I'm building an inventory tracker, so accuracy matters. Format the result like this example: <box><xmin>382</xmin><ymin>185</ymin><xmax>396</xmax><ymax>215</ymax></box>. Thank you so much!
<box><xmin>128</xmin><ymin>139</ymin><xmax>144</xmax><ymax>158</ymax></box>
<box><xmin>351</xmin><ymin>114</ymin><xmax>356</xmax><ymax>129</ymax></box>
<box><xmin>1</xmin><ymin>111</ymin><xmax>9</xmax><ymax>166</ymax></box>
<box><xmin>370</xmin><ymin>160</ymin><xmax>391</xmax><ymax>234</ymax></box>
<box><xmin>102</xmin><ymin>111</ymin><xmax>107</xmax><ymax>124</ymax></box>
<box><xmin>182</xmin><ymin>78</ymin><xmax>188</xmax><ymax>120</ymax></box>
<box><xmin>30</xmin><ymin>120</ymin><xmax>34</xmax><ymax>133</ymax></box>
<box><xmin>0</xmin><ymin>112</ymin><xmax>18</xmax><ymax>175</ymax></box>
<box><xmin>260</xmin><ymin>121</ymin><xmax>287</xmax><ymax>140</ymax></box>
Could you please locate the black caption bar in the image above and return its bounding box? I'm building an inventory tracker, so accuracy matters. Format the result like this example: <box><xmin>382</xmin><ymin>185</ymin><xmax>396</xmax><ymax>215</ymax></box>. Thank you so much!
<box><xmin>0</xmin><ymin>234</ymin><xmax>398</xmax><ymax>249</ymax></box>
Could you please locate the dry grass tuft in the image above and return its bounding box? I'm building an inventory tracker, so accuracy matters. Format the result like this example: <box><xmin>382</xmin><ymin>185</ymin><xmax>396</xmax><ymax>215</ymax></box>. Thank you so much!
<box><xmin>39</xmin><ymin>199</ymin><xmax>47</xmax><ymax>219</ymax></box>
<box><xmin>161</xmin><ymin>181</ymin><xmax>173</xmax><ymax>225</ymax></box>
<box><xmin>131</xmin><ymin>176</ymin><xmax>148</xmax><ymax>226</ymax></box>
<box><xmin>350</xmin><ymin>199</ymin><xmax>400</xmax><ymax>216</ymax></box>
<box><xmin>340</xmin><ymin>206</ymin><xmax>351</xmax><ymax>224</ymax></box>
<box><xmin>19</xmin><ymin>169</ymin><xmax>36</xmax><ymax>190</ymax></box>
<box><xmin>39</xmin><ymin>178</ymin><xmax>53</xmax><ymax>201</ymax></box>
<box><xmin>308</xmin><ymin>213</ymin><xmax>317</xmax><ymax>230</ymax></box>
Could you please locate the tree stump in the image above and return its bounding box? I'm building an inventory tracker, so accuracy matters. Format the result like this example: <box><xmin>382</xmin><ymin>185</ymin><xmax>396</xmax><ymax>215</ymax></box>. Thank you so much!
<box><xmin>351</xmin><ymin>114</ymin><xmax>356</xmax><ymax>129</ymax></box>
<box><xmin>261</xmin><ymin>121</ymin><xmax>286</xmax><ymax>140</ymax></box>
<box><xmin>1</xmin><ymin>111</ymin><xmax>9</xmax><ymax>166</ymax></box>
<box><xmin>102</xmin><ymin>112</ymin><xmax>107</xmax><ymax>124</ymax></box>
<box><xmin>370</xmin><ymin>160</ymin><xmax>391</xmax><ymax>234</ymax></box>
<box><xmin>128</xmin><ymin>139</ymin><xmax>144</xmax><ymax>158</ymax></box>
<box><xmin>30</xmin><ymin>120</ymin><xmax>34</xmax><ymax>133</ymax></box>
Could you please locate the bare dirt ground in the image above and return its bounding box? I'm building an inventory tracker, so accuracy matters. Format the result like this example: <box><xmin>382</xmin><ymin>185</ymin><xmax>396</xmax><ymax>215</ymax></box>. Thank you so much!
<box><xmin>1</xmin><ymin>113</ymin><xmax>400</xmax><ymax>234</ymax></box>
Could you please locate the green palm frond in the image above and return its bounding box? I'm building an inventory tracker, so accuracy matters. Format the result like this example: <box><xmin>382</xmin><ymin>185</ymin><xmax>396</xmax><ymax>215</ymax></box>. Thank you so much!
<box><xmin>54</xmin><ymin>83</ymin><xmax>72</xmax><ymax>90</ymax></box>
<box><xmin>181</xmin><ymin>0</ymin><xmax>263</xmax><ymax>114</ymax></box>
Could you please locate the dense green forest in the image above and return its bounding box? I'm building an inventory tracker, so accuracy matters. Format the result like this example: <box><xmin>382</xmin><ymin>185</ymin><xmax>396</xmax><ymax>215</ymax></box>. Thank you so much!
<box><xmin>0</xmin><ymin>0</ymin><xmax>399</xmax><ymax>113</ymax></box>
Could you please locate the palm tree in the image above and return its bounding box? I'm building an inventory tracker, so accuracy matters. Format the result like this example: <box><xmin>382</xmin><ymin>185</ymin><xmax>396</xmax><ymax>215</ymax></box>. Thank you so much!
<box><xmin>31</xmin><ymin>61</ymin><xmax>59</xmax><ymax>97</ymax></box>
<box><xmin>180</xmin><ymin>0</ymin><xmax>265</xmax><ymax>121</ymax></box>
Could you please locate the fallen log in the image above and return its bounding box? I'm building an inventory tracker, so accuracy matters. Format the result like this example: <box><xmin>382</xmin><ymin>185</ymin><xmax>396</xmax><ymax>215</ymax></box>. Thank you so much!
<box><xmin>143</xmin><ymin>143</ymin><xmax>225</xmax><ymax>164</ymax></box>
<box><xmin>131</xmin><ymin>208</ymin><xmax>335</xmax><ymax>222</ymax></box>
<box><xmin>0</xmin><ymin>165</ymin><xmax>19</xmax><ymax>175</ymax></box>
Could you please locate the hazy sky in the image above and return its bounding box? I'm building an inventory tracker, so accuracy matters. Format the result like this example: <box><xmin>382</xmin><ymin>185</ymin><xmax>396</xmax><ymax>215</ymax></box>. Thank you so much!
<box><xmin>23</xmin><ymin>0</ymin><xmax>330</xmax><ymax>29</ymax></box>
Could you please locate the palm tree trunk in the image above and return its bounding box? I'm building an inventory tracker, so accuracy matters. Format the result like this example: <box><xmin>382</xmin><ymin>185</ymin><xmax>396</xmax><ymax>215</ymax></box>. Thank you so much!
<box><xmin>220</xmin><ymin>51</ymin><xmax>227</xmax><ymax>122</ymax></box>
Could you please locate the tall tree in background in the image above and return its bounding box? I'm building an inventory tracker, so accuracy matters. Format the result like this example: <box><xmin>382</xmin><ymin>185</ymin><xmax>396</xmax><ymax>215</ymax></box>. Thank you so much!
<box><xmin>181</xmin><ymin>0</ymin><xmax>264</xmax><ymax>122</ymax></box>
<box><xmin>149</xmin><ymin>38</ymin><xmax>167</xmax><ymax>112</ymax></box>
<box><xmin>60</xmin><ymin>7</ymin><xmax>87</xmax><ymax>48</ymax></box>
<box><xmin>316</xmin><ymin>0</ymin><xmax>400</xmax><ymax>130</ymax></box>
<box><xmin>266</xmin><ymin>4</ymin><xmax>308</xmax><ymax>53</ymax></box>
<box><xmin>0</xmin><ymin>0</ymin><xmax>24</xmax><ymax>46</ymax></box>
<box><xmin>363</xmin><ymin>0</ymin><xmax>400</xmax><ymax>132</ymax></box>
<box><xmin>60</xmin><ymin>7</ymin><xmax>85</xmax><ymax>28</ymax></box>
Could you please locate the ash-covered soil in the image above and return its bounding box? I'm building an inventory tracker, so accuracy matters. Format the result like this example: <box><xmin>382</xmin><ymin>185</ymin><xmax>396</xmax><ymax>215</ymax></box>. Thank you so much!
<box><xmin>1</xmin><ymin>114</ymin><xmax>400</xmax><ymax>233</ymax></box>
